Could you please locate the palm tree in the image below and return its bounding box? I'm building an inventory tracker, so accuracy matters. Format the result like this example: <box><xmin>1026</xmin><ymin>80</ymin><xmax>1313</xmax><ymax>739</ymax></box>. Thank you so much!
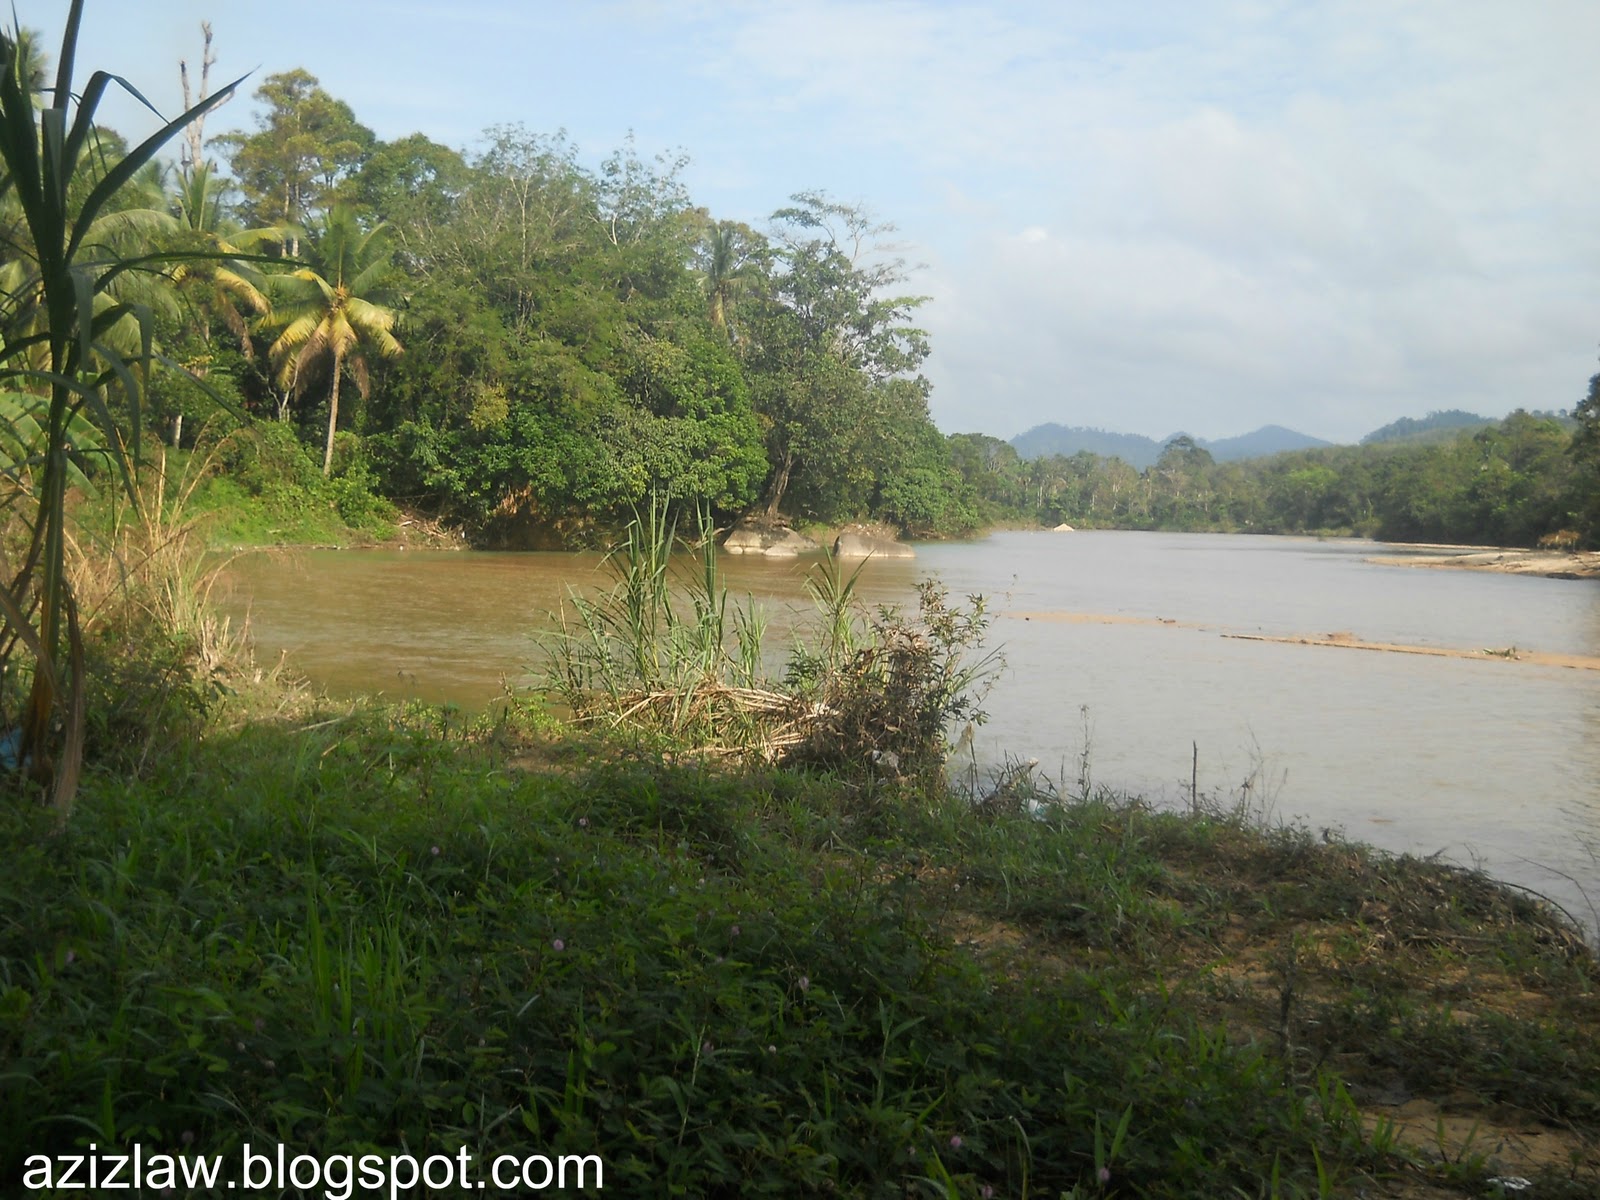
<box><xmin>167</xmin><ymin>162</ymin><xmax>273</xmax><ymax>353</ymax></box>
<box><xmin>154</xmin><ymin>162</ymin><xmax>275</xmax><ymax>443</ymax></box>
<box><xmin>700</xmin><ymin>220</ymin><xmax>758</xmax><ymax>340</ymax></box>
<box><xmin>264</xmin><ymin>205</ymin><xmax>402</xmax><ymax>475</ymax></box>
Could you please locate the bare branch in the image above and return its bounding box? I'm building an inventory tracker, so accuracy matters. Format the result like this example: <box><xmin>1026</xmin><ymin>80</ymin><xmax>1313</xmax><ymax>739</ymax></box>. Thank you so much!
<box><xmin>179</xmin><ymin>22</ymin><xmax>229</xmax><ymax>172</ymax></box>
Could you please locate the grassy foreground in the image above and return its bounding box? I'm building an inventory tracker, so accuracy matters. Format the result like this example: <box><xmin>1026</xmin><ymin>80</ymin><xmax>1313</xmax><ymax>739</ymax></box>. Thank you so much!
<box><xmin>3</xmin><ymin>698</ymin><xmax>1597</xmax><ymax>1198</ymax></box>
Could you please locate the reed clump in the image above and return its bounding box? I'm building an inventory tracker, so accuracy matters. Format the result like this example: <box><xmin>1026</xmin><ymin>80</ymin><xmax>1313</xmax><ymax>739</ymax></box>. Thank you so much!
<box><xmin>543</xmin><ymin>499</ymin><xmax>997</xmax><ymax>778</ymax></box>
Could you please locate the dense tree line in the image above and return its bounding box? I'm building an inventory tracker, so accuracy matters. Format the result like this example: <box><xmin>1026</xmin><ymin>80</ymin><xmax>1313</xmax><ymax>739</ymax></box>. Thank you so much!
<box><xmin>60</xmin><ymin>63</ymin><xmax>971</xmax><ymax>544</ymax></box>
<box><xmin>948</xmin><ymin>406</ymin><xmax>1600</xmax><ymax>548</ymax></box>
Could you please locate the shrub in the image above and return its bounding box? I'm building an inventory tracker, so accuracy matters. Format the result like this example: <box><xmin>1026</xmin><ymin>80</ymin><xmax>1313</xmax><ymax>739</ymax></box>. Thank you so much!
<box><xmin>785</xmin><ymin>576</ymin><xmax>997</xmax><ymax>778</ymax></box>
<box><xmin>542</xmin><ymin>502</ymin><xmax>998</xmax><ymax>778</ymax></box>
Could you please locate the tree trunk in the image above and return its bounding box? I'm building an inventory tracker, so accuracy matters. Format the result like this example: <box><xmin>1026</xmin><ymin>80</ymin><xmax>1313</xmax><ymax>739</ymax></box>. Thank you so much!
<box><xmin>179</xmin><ymin>22</ymin><xmax>225</xmax><ymax>172</ymax></box>
<box><xmin>322</xmin><ymin>350</ymin><xmax>343</xmax><ymax>477</ymax></box>
<box><xmin>764</xmin><ymin>451</ymin><xmax>793</xmax><ymax>519</ymax></box>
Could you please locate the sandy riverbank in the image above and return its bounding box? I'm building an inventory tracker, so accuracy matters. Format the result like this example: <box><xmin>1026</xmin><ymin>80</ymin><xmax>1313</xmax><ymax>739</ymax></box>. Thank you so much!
<box><xmin>1366</xmin><ymin>543</ymin><xmax>1600</xmax><ymax>579</ymax></box>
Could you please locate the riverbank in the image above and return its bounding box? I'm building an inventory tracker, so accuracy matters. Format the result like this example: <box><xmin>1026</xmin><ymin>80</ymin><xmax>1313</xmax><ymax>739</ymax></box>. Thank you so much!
<box><xmin>5</xmin><ymin>694</ymin><xmax>1597</xmax><ymax>1198</ymax></box>
<box><xmin>1368</xmin><ymin>544</ymin><xmax>1600</xmax><ymax>580</ymax></box>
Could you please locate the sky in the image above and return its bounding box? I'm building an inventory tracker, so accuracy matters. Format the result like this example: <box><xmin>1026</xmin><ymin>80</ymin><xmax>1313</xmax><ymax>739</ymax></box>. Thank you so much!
<box><xmin>15</xmin><ymin>0</ymin><xmax>1600</xmax><ymax>444</ymax></box>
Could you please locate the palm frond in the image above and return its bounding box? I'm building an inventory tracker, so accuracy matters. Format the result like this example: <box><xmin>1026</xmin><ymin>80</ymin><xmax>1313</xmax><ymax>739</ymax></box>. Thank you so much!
<box><xmin>266</xmin><ymin>311</ymin><xmax>321</xmax><ymax>362</ymax></box>
<box><xmin>343</xmin><ymin>295</ymin><xmax>398</xmax><ymax>335</ymax></box>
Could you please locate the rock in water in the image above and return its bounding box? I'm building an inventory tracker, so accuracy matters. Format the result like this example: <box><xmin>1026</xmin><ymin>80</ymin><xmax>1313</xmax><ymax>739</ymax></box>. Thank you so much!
<box><xmin>833</xmin><ymin>532</ymin><xmax>914</xmax><ymax>559</ymax></box>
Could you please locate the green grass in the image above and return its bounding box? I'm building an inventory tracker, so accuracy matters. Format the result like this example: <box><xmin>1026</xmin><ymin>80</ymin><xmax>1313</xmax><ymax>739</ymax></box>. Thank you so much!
<box><xmin>62</xmin><ymin>429</ymin><xmax>405</xmax><ymax>553</ymax></box>
<box><xmin>2</xmin><ymin>700</ymin><xmax>1596</xmax><ymax>1196</ymax></box>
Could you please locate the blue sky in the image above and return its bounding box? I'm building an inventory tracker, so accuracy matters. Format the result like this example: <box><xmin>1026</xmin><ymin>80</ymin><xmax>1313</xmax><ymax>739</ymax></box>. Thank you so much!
<box><xmin>16</xmin><ymin>0</ymin><xmax>1600</xmax><ymax>443</ymax></box>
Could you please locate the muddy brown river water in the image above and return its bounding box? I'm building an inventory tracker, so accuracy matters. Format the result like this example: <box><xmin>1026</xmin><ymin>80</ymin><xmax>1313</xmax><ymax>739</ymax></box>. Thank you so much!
<box><xmin>220</xmin><ymin>531</ymin><xmax>1600</xmax><ymax>936</ymax></box>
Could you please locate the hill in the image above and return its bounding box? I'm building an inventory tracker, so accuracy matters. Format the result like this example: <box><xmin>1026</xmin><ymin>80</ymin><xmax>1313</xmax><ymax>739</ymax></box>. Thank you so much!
<box><xmin>1360</xmin><ymin>410</ymin><xmax>1493</xmax><ymax>446</ymax></box>
<box><xmin>1203</xmin><ymin>424</ymin><xmax>1334</xmax><ymax>460</ymax></box>
<box><xmin>1009</xmin><ymin>424</ymin><xmax>1166</xmax><ymax>466</ymax></box>
<box><xmin>1009</xmin><ymin>423</ymin><xmax>1330</xmax><ymax>467</ymax></box>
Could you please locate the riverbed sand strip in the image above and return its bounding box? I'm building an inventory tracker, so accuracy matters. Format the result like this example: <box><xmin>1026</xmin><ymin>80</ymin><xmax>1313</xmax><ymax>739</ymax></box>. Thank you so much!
<box><xmin>1007</xmin><ymin>611</ymin><xmax>1202</xmax><ymax>628</ymax></box>
<box><xmin>1367</xmin><ymin>548</ymin><xmax>1600</xmax><ymax>579</ymax></box>
<box><xmin>1005</xmin><ymin>611</ymin><xmax>1600</xmax><ymax>671</ymax></box>
<box><xmin>1223</xmin><ymin>632</ymin><xmax>1600</xmax><ymax>671</ymax></box>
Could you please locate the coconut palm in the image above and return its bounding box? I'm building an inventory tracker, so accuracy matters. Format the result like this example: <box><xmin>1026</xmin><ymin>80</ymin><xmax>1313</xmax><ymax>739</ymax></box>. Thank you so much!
<box><xmin>167</xmin><ymin>162</ymin><xmax>272</xmax><ymax>355</ymax></box>
<box><xmin>700</xmin><ymin>220</ymin><xmax>759</xmax><ymax>340</ymax></box>
<box><xmin>264</xmin><ymin>205</ymin><xmax>402</xmax><ymax>476</ymax></box>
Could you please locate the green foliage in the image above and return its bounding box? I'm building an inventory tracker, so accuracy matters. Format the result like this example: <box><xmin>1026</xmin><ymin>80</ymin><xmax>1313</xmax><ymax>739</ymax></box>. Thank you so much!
<box><xmin>949</xmin><ymin>410</ymin><xmax>1592</xmax><ymax>547</ymax></box>
<box><xmin>605</xmin><ymin>327</ymin><xmax>768</xmax><ymax>511</ymax></box>
<box><xmin>785</xmin><ymin>575</ymin><xmax>999</xmax><ymax>778</ymax></box>
<box><xmin>357</xmin><ymin>127</ymin><xmax>783</xmax><ymax>535</ymax></box>
<box><xmin>10</xmin><ymin>702</ymin><xmax>1591</xmax><ymax>1195</ymax></box>
<box><xmin>154</xmin><ymin>81</ymin><xmax>970</xmax><ymax>543</ymax></box>
<box><xmin>185</xmin><ymin>422</ymin><xmax>393</xmax><ymax>543</ymax></box>
<box><xmin>263</xmin><ymin>204</ymin><xmax>404</xmax><ymax>476</ymax></box>
<box><xmin>1360</xmin><ymin>409</ymin><xmax>1493</xmax><ymax>446</ymax></box>
<box><xmin>741</xmin><ymin>193</ymin><xmax>936</xmax><ymax>524</ymax></box>
<box><xmin>0</xmin><ymin>3</ymin><xmax>241</xmax><ymax>814</ymax></box>
<box><xmin>349</xmin><ymin>132</ymin><xmax>467</xmax><ymax>227</ymax></box>
<box><xmin>1570</xmin><ymin>361</ymin><xmax>1600</xmax><ymax>544</ymax></box>
<box><xmin>545</xmin><ymin>505</ymin><xmax>997</xmax><ymax>778</ymax></box>
<box><xmin>214</xmin><ymin>69</ymin><xmax>374</xmax><ymax>238</ymax></box>
<box><xmin>50</xmin><ymin>451</ymin><xmax>250</xmax><ymax>776</ymax></box>
<box><xmin>545</xmin><ymin>499</ymin><xmax>785</xmax><ymax>752</ymax></box>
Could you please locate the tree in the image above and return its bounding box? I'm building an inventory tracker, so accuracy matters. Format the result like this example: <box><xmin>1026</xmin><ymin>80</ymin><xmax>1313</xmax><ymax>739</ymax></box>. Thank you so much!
<box><xmin>697</xmin><ymin>219</ymin><xmax>762</xmax><ymax>337</ymax></box>
<box><xmin>177</xmin><ymin>21</ymin><xmax>231</xmax><ymax>175</ymax></box>
<box><xmin>744</xmin><ymin>192</ymin><xmax>931</xmax><ymax>519</ymax></box>
<box><xmin>606</xmin><ymin>325</ymin><xmax>767</xmax><ymax>511</ymax></box>
<box><xmin>416</xmin><ymin>126</ymin><xmax>596</xmax><ymax>336</ymax></box>
<box><xmin>216</xmin><ymin>70</ymin><xmax>373</xmax><ymax>253</ymax></box>
<box><xmin>1150</xmin><ymin>436</ymin><xmax>1217</xmax><ymax>526</ymax></box>
<box><xmin>767</xmin><ymin>191</ymin><xmax>929</xmax><ymax>381</ymax></box>
<box><xmin>153</xmin><ymin>161</ymin><xmax>275</xmax><ymax>442</ymax></box>
<box><xmin>593</xmin><ymin>133</ymin><xmax>690</xmax><ymax>251</ymax></box>
<box><xmin>265</xmin><ymin>206</ymin><xmax>403</xmax><ymax>475</ymax></box>
<box><xmin>167</xmin><ymin>162</ymin><xmax>272</xmax><ymax>350</ymax></box>
<box><xmin>350</xmin><ymin>132</ymin><xmax>467</xmax><ymax>231</ymax></box>
<box><xmin>1571</xmin><ymin>360</ymin><xmax>1600</xmax><ymax>543</ymax></box>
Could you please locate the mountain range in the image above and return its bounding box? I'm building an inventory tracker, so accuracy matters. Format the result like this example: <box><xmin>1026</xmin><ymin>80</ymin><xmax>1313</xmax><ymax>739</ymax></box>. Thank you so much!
<box><xmin>1003</xmin><ymin>409</ymin><xmax>1572</xmax><ymax>466</ymax></box>
<box><xmin>1009</xmin><ymin>423</ymin><xmax>1334</xmax><ymax>469</ymax></box>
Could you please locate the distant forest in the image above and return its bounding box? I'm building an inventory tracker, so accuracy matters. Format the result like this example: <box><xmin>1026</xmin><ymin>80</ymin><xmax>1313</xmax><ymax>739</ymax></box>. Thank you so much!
<box><xmin>1009</xmin><ymin>423</ymin><xmax>1332</xmax><ymax>469</ymax></box>
<box><xmin>955</xmin><ymin>406</ymin><xmax>1599</xmax><ymax>547</ymax></box>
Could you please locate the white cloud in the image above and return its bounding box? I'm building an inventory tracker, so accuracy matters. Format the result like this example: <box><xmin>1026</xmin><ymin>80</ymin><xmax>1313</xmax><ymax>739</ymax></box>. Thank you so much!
<box><xmin>682</xmin><ymin>0</ymin><xmax>1600</xmax><ymax>440</ymax></box>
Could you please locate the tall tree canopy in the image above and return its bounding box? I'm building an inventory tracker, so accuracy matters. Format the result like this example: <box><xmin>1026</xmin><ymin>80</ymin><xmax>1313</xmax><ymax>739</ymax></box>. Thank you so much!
<box><xmin>216</xmin><ymin>70</ymin><xmax>373</xmax><ymax>252</ymax></box>
<box><xmin>742</xmin><ymin>193</ymin><xmax>932</xmax><ymax>519</ymax></box>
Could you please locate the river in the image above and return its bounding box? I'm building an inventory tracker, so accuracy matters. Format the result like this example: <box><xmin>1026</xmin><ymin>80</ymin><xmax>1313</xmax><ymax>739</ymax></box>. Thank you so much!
<box><xmin>220</xmin><ymin>531</ymin><xmax>1600</xmax><ymax>935</ymax></box>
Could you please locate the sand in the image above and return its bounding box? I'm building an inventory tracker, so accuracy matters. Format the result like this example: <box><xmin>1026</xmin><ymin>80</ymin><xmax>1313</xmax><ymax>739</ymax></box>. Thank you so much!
<box><xmin>1365</xmin><ymin>544</ymin><xmax>1600</xmax><ymax>580</ymax></box>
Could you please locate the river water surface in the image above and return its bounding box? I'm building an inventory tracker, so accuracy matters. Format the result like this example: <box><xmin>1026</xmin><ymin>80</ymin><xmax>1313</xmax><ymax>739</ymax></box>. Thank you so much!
<box><xmin>221</xmin><ymin>532</ymin><xmax>1600</xmax><ymax>934</ymax></box>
